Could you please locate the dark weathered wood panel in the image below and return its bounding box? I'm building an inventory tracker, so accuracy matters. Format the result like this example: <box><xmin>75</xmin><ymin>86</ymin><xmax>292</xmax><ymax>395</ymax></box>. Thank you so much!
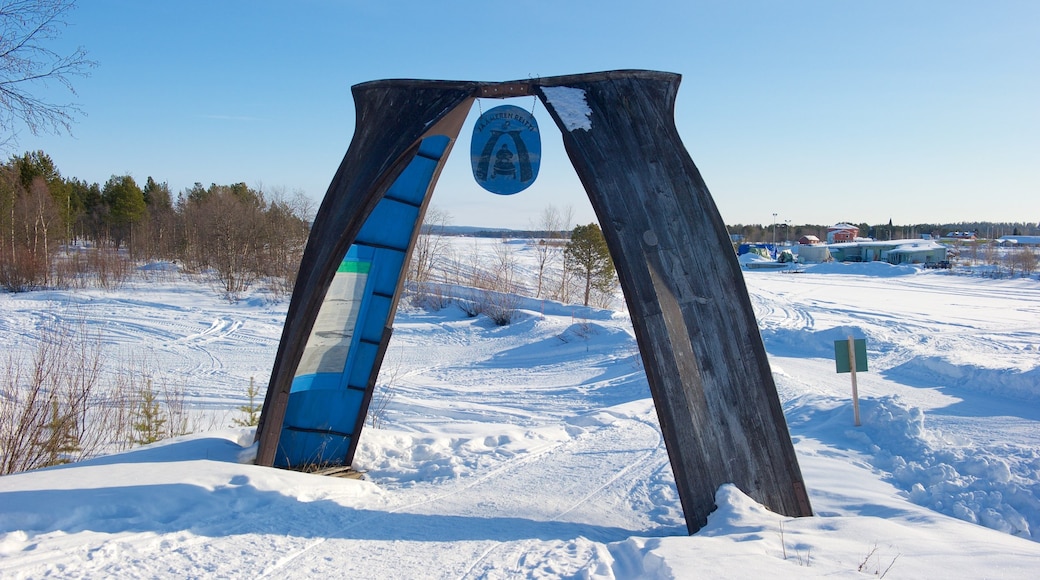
<box><xmin>255</xmin><ymin>80</ymin><xmax>477</xmax><ymax>467</ymax></box>
<box><xmin>535</xmin><ymin>71</ymin><xmax>813</xmax><ymax>531</ymax></box>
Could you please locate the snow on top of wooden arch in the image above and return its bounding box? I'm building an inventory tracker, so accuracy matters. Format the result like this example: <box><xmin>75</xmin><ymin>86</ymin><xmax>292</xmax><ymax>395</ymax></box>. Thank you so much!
<box><xmin>541</xmin><ymin>86</ymin><xmax>592</xmax><ymax>132</ymax></box>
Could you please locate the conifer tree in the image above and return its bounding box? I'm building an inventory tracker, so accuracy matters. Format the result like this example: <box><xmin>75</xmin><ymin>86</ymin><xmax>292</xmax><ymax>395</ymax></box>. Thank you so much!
<box><xmin>564</xmin><ymin>223</ymin><xmax>615</xmax><ymax>307</ymax></box>
<box><xmin>131</xmin><ymin>381</ymin><xmax>167</xmax><ymax>446</ymax></box>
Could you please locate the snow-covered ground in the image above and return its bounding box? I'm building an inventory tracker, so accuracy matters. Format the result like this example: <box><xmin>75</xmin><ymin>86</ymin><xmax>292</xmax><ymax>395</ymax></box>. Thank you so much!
<box><xmin>1</xmin><ymin>238</ymin><xmax>1039</xmax><ymax>578</ymax></box>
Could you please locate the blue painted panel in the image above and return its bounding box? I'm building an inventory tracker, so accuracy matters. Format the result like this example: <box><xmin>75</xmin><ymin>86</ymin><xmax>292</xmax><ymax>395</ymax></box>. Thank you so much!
<box><xmin>347</xmin><ymin>341</ymin><xmax>380</xmax><ymax>388</ymax></box>
<box><xmin>361</xmin><ymin>295</ymin><xmax>392</xmax><ymax>343</ymax></box>
<box><xmin>370</xmin><ymin>249</ymin><xmax>405</xmax><ymax>292</ymax></box>
<box><xmin>346</xmin><ymin>244</ymin><xmax>376</xmax><ymax>262</ymax></box>
<box><xmin>283</xmin><ymin>383</ymin><xmax>365</xmax><ymax>430</ymax></box>
<box><xmin>290</xmin><ymin>372</ymin><xmax>343</xmax><ymax>393</ymax></box>
<box><xmin>418</xmin><ymin>135</ymin><xmax>450</xmax><ymax>159</ymax></box>
<box><xmin>358</xmin><ymin>199</ymin><xmax>420</xmax><ymax>249</ymax></box>
<box><xmin>385</xmin><ymin>159</ymin><xmax>438</xmax><ymax>206</ymax></box>
<box><xmin>278</xmin><ymin>135</ymin><xmax>451</xmax><ymax>469</ymax></box>
<box><xmin>380</xmin><ymin>135</ymin><xmax>447</xmax><ymax>206</ymax></box>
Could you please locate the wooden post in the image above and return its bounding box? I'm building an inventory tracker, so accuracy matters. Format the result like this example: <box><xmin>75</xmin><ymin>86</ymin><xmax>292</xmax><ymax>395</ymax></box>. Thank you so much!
<box><xmin>537</xmin><ymin>71</ymin><xmax>812</xmax><ymax>531</ymax></box>
<box><xmin>254</xmin><ymin>80</ymin><xmax>478</xmax><ymax>467</ymax></box>
<box><xmin>847</xmin><ymin>336</ymin><xmax>862</xmax><ymax>426</ymax></box>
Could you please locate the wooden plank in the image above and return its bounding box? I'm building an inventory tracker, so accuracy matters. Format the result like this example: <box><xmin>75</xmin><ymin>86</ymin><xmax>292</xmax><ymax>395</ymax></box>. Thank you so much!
<box><xmin>536</xmin><ymin>71</ymin><xmax>813</xmax><ymax>532</ymax></box>
<box><xmin>311</xmin><ymin>465</ymin><xmax>366</xmax><ymax>479</ymax></box>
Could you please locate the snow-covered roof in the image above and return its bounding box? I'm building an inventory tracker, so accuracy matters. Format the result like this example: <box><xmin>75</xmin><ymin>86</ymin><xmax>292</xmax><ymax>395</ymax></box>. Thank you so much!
<box><xmin>999</xmin><ymin>235</ymin><xmax>1040</xmax><ymax>245</ymax></box>
<box><xmin>887</xmin><ymin>245</ymin><xmax>944</xmax><ymax>254</ymax></box>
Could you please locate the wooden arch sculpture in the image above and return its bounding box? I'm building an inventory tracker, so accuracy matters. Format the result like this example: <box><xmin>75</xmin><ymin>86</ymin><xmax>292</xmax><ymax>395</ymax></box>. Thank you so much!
<box><xmin>255</xmin><ymin>70</ymin><xmax>812</xmax><ymax>533</ymax></box>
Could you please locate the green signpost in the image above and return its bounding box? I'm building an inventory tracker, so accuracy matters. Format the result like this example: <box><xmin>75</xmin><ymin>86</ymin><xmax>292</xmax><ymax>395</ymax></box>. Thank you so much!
<box><xmin>834</xmin><ymin>337</ymin><xmax>867</xmax><ymax>426</ymax></box>
<box><xmin>834</xmin><ymin>338</ymin><xmax>867</xmax><ymax>373</ymax></box>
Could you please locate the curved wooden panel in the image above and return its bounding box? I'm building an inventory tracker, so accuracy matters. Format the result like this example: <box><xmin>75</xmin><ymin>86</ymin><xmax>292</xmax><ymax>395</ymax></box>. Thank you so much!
<box><xmin>535</xmin><ymin>71</ymin><xmax>812</xmax><ymax>530</ymax></box>
<box><xmin>255</xmin><ymin>80</ymin><xmax>476</xmax><ymax>467</ymax></box>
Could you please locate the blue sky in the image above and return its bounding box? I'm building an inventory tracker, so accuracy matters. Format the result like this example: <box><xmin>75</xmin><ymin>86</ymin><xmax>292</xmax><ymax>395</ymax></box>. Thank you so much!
<box><xmin>18</xmin><ymin>1</ymin><xmax>1039</xmax><ymax>229</ymax></box>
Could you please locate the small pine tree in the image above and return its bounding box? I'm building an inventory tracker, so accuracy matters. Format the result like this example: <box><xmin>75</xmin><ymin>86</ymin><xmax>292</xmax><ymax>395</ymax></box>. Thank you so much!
<box><xmin>131</xmin><ymin>380</ymin><xmax>167</xmax><ymax>445</ymax></box>
<box><xmin>565</xmin><ymin>223</ymin><xmax>616</xmax><ymax>306</ymax></box>
<box><xmin>42</xmin><ymin>399</ymin><xmax>80</xmax><ymax>466</ymax></box>
<box><xmin>233</xmin><ymin>377</ymin><xmax>262</xmax><ymax>427</ymax></box>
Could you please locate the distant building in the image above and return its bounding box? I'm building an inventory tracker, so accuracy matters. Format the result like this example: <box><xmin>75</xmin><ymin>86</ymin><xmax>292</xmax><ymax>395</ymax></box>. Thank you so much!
<box><xmin>944</xmin><ymin>231</ymin><xmax>977</xmax><ymax>240</ymax></box>
<box><xmin>797</xmin><ymin>244</ymin><xmax>832</xmax><ymax>263</ymax></box>
<box><xmin>827</xmin><ymin>224</ymin><xmax>859</xmax><ymax>244</ymax></box>
<box><xmin>798</xmin><ymin>235</ymin><xmax>821</xmax><ymax>245</ymax></box>
<box><xmin>998</xmin><ymin>235</ymin><xmax>1040</xmax><ymax>246</ymax></box>
<box><xmin>828</xmin><ymin>239</ymin><xmax>947</xmax><ymax>265</ymax></box>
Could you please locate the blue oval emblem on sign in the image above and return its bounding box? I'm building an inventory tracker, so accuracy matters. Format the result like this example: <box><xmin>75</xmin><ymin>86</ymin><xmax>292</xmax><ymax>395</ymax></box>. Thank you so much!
<box><xmin>471</xmin><ymin>105</ymin><xmax>540</xmax><ymax>195</ymax></box>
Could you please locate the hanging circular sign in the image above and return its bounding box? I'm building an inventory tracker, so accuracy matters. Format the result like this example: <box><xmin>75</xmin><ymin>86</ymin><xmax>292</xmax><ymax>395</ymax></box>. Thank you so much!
<box><xmin>470</xmin><ymin>104</ymin><xmax>540</xmax><ymax>195</ymax></box>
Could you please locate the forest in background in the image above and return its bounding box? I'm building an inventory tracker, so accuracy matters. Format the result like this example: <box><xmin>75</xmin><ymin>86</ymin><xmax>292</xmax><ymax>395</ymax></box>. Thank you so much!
<box><xmin>0</xmin><ymin>150</ymin><xmax>311</xmax><ymax>296</ymax></box>
<box><xmin>3</xmin><ymin>148</ymin><xmax>1037</xmax><ymax>299</ymax></box>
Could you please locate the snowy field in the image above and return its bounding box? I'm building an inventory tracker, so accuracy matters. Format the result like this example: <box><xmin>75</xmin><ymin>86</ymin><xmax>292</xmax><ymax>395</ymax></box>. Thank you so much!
<box><xmin>1</xmin><ymin>237</ymin><xmax>1039</xmax><ymax>578</ymax></box>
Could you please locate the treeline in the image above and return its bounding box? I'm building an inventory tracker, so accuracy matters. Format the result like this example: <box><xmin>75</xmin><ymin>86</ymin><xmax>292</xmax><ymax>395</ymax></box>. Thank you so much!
<box><xmin>728</xmin><ymin>221</ymin><xmax>1040</xmax><ymax>243</ymax></box>
<box><xmin>0</xmin><ymin>151</ymin><xmax>311</xmax><ymax>295</ymax></box>
<box><xmin>727</xmin><ymin>223</ymin><xmax>832</xmax><ymax>243</ymax></box>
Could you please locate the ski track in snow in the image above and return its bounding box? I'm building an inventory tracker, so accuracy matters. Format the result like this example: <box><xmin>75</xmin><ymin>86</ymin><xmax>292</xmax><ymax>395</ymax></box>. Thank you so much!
<box><xmin>262</xmin><ymin>413</ymin><xmax>676</xmax><ymax>578</ymax></box>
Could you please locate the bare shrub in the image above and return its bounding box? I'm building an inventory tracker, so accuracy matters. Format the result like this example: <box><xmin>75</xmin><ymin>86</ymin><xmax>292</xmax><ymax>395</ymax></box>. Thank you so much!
<box><xmin>479</xmin><ymin>287</ymin><xmax>521</xmax><ymax>326</ymax></box>
<box><xmin>457</xmin><ymin>240</ymin><xmax>523</xmax><ymax>325</ymax></box>
<box><xmin>408</xmin><ymin>207</ymin><xmax>453</xmax><ymax>309</ymax></box>
<box><xmin>0</xmin><ymin>321</ymin><xmax>209</xmax><ymax>475</ymax></box>
<box><xmin>89</xmin><ymin>246</ymin><xmax>134</xmax><ymax>290</ymax></box>
<box><xmin>410</xmin><ymin>281</ymin><xmax>453</xmax><ymax>311</ymax></box>
<box><xmin>589</xmin><ymin>278</ymin><xmax>620</xmax><ymax>310</ymax></box>
<box><xmin>256</xmin><ymin>187</ymin><xmax>310</xmax><ymax>293</ymax></box>
<box><xmin>51</xmin><ymin>248</ymin><xmax>90</xmax><ymax>289</ymax></box>
<box><xmin>158</xmin><ymin>380</ymin><xmax>193</xmax><ymax>439</ymax></box>
<box><xmin>0</xmin><ymin>171</ymin><xmax>58</xmax><ymax>291</ymax></box>
<box><xmin>0</xmin><ymin>245</ymin><xmax>47</xmax><ymax>291</ymax></box>
<box><xmin>531</xmin><ymin>204</ymin><xmax>570</xmax><ymax>298</ymax></box>
<box><xmin>1012</xmin><ymin>246</ymin><xmax>1037</xmax><ymax>276</ymax></box>
<box><xmin>457</xmin><ymin>296</ymin><xmax>481</xmax><ymax>318</ymax></box>
<box><xmin>858</xmin><ymin>543</ymin><xmax>899</xmax><ymax>578</ymax></box>
<box><xmin>367</xmin><ymin>360</ymin><xmax>401</xmax><ymax>429</ymax></box>
<box><xmin>0</xmin><ymin>322</ymin><xmax>111</xmax><ymax>474</ymax></box>
<box><xmin>410</xmin><ymin>206</ymin><xmax>451</xmax><ymax>286</ymax></box>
